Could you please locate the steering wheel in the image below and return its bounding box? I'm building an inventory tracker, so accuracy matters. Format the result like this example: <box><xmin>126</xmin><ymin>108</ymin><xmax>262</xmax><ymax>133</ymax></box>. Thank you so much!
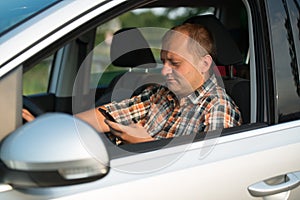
<box><xmin>23</xmin><ymin>95</ymin><xmax>45</xmax><ymax>117</ymax></box>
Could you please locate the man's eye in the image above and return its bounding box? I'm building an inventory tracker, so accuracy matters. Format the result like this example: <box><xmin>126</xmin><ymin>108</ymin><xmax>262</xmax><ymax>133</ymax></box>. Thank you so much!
<box><xmin>171</xmin><ymin>62</ymin><xmax>180</xmax><ymax>66</ymax></box>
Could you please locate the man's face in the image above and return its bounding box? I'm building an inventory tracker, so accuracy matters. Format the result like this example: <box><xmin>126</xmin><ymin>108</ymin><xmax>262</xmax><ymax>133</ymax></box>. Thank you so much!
<box><xmin>160</xmin><ymin>33</ymin><xmax>204</xmax><ymax>98</ymax></box>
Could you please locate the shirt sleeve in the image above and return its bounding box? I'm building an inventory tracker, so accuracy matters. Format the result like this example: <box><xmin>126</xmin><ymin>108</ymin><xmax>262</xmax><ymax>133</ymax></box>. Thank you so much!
<box><xmin>103</xmin><ymin>85</ymin><xmax>158</xmax><ymax>125</ymax></box>
<box><xmin>204</xmin><ymin>97</ymin><xmax>242</xmax><ymax>132</ymax></box>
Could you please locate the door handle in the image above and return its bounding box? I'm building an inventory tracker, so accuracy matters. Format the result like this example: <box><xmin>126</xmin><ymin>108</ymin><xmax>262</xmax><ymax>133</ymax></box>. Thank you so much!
<box><xmin>248</xmin><ymin>173</ymin><xmax>300</xmax><ymax>197</ymax></box>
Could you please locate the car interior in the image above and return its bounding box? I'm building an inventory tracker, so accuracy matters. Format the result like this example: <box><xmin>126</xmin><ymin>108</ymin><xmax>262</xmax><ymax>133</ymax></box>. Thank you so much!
<box><xmin>21</xmin><ymin>0</ymin><xmax>258</xmax><ymax>152</ymax></box>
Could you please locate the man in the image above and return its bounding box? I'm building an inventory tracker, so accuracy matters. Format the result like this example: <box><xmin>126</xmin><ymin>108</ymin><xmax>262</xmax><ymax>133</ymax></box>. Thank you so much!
<box><xmin>76</xmin><ymin>23</ymin><xmax>242</xmax><ymax>143</ymax></box>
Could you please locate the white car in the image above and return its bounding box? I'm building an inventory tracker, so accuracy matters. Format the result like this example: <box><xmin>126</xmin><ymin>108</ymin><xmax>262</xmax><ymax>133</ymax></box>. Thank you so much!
<box><xmin>0</xmin><ymin>0</ymin><xmax>300</xmax><ymax>199</ymax></box>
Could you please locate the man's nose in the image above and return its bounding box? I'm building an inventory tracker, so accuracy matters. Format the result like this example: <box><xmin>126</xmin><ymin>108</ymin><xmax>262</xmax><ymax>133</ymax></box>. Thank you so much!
<box><xmin>161</xmin><ymin>63</ymin><xmax>172</xmax><ymax>76</ymax></box>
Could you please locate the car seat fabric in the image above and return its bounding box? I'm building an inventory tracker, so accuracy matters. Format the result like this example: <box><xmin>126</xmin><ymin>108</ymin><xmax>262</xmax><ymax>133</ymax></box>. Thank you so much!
<box><xmin>230</xmin><ymin>79</ymin><xmax>250</xmax><ymax>123</ymax></box>
<box><xmin>110</xmin><ymin>27</ymin><xmax>156</xmax><ymax>69</ymax></box>
<box><xmin>184</xmin><ymin>15</ymin><xmax>243</xmax><ymax>66</ymax></box>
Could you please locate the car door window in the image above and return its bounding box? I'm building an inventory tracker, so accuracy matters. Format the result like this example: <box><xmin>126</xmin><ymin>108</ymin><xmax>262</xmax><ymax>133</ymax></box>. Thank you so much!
<box><xmin>21</xmin><ymin>0</ymin><xmax>252</xmax><ymax>138</ymax></box>
<box><xmin>266</xmin><ymin>0</ymin><xmax>300</xmax><ymax>122</ymax></box>
<box><xmin>23</xmin><ymin>54</ymin><xmax>54</xmax><ymax>95</ymax></box>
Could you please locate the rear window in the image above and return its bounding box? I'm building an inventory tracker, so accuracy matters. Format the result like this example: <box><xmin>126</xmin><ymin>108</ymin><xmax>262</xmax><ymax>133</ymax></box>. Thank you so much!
<box><xmin>0</xmin><ymin>0</ymin><xmax>60</xmax><ymax>36</ymax></box>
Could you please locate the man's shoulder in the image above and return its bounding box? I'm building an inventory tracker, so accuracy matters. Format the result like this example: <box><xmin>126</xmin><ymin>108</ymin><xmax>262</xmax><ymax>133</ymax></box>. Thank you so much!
<box><xmin>198</xmin><ymin>85</ymin><xmax>235</xmax><ymax>106</ymax></box>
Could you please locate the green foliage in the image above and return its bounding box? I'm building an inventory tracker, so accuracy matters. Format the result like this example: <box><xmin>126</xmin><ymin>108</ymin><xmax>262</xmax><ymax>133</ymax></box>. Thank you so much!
<box><xmin>23</xmin><ymin>62</ymin><xmax>50</xmax><ymax>95</ymax></box>
<box><xmin>119</xmin><ymin>11</ymin><xmax>175</xmax><ymax>28</ymax></box>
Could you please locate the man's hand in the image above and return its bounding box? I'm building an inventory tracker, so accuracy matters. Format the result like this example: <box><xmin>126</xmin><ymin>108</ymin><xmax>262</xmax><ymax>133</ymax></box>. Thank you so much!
<box><xmin>104</xmin><ymin>120</ymin><xmax>154</xmax><ymax>144</ymax></box>
<box><xmin>22</xmin><ymin>109</ymin><xmax>35</xmax><ymax>122</ymax></box>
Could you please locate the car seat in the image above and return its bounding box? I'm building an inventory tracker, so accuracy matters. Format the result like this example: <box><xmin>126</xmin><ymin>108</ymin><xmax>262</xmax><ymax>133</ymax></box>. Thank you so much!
<box><xmin>96</xmin><ymin>27</ymin><xmax>164</xmax><ymax>106</ymax></box>
<box><xmin>184</xmin><ymin>15</ymin><xmax>250</xmax><ymax>123</ymax></box>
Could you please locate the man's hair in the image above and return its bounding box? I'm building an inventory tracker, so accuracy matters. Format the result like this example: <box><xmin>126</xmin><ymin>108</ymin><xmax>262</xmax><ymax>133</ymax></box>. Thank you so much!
<box><xmin>162</xmin><ymin>23</ymin><xmax>216</xmax><ymax>62</ymax></box>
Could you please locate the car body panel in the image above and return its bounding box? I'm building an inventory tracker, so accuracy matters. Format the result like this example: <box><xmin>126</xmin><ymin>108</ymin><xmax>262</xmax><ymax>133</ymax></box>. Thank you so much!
<box><xmin>1</xmin><ymin>121</ymin><xmax>300</xmax><ymax>199</ymax></box>
<box><xmin>34</xmin><ymin>121</ymin><xmax>300</xmax><ymax>199</ymax></box>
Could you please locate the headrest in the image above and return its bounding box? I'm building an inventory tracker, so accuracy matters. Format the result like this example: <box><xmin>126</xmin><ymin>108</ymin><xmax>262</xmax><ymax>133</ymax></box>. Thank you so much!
<box><xmin>110</xmin><ymin>27</ymin><xmax>156</xmax><ymax>68</ymax></box>
<box><xmin>184</xmin><ymin>15</ymin><xmax>243</xmax><ymax>66</ymax></box>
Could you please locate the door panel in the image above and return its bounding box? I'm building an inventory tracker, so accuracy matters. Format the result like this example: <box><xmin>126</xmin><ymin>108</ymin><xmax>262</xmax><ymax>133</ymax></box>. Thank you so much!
<box><xmin>49</xmin><ymin>120</ymin><xmax>300</xmax><ymax>199</ymax></box>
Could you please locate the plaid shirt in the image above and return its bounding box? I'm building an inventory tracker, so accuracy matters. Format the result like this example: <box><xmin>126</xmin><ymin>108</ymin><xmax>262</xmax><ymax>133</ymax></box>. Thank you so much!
<box><xmin>104</xmin><ymin>75</ymin><xmax>242</xmax><ymax>139</ymax></box>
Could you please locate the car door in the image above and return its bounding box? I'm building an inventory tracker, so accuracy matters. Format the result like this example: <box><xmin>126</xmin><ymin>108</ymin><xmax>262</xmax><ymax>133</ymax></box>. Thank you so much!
<box><xmin>52</xmin><ymin>0</ymin><xmax>300</xmax><ymax>199</ymax></box>
<box><xmin>49</xmin><ymin>122</ymin><xmax>299</xmax><ymax>200</ymax></box>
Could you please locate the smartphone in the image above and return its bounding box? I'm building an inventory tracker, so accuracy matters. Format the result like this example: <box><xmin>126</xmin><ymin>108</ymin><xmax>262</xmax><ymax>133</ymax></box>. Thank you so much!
<box><xmin>98</xmin><ymin>108</ymin><xmax>116</xmax><ymax>122</ymax></box>
<box><xmin>98</xmin><ymin>107</ymin><xmax>122</xmax><ymax>145</ymax></box>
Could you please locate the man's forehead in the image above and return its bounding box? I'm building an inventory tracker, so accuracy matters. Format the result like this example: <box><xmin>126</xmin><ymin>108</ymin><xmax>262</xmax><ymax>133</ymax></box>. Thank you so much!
<box><xmin>161</xmin><ymin>50</ymin><xmax>182</xmax><ymax>60</ymax></box>
<box><xmin>163</xmin><ymin>32</ymin><xmax>189</xmax><ymax>48</ymax></box>
<box><xmin>162</xmin><ymin>37</ymin><xmax>190</xmax><ymax>57</ymax></box>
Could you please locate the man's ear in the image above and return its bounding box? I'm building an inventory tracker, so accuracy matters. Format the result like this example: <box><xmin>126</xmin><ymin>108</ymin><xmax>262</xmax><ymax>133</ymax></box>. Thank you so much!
<box><xmin>200</xmin><ymin>54</ymin><xmax>213</xmax><ymax>73</ymax></box>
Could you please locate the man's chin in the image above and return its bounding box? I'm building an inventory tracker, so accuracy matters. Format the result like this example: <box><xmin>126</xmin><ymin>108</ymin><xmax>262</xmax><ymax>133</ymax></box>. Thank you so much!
<box><xmin>166</xmin><ymin>83</ymin><xmax>181</xmax><ymax>95</ymax></box>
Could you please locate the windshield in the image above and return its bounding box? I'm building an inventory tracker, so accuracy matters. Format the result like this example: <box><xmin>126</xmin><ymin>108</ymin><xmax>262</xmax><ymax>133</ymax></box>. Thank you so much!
<box><xmin>0</xmin><ymin>0</ymin><xmax>60</xmax><ymax>36</ymax></box>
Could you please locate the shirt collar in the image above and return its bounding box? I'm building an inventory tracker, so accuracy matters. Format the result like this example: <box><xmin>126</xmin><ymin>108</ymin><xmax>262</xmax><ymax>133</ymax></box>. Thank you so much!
<box><xmin>187</xmin><ymin>74</ymin><xmax>219</xmax><ymax>104</ymax></box>
<box><xmin>164</xmin><ymin>74</ymin><xmax>219</xmax><ymax>105</ymax></box>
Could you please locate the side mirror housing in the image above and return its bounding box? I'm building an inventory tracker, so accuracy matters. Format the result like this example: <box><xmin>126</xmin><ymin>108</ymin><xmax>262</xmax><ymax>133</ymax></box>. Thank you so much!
<box><xmin>0</xmin><ymin>113</ymin><xmax>109</xmax><ymax>187</ymax></box>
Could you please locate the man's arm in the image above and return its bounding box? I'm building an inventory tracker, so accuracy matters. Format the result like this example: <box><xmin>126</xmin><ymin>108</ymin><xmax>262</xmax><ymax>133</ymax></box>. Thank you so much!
<box><xmin>76</xmin><ymin>108</ymin><xmax>154</xmax><ymax>143</ymax></box>
<box><xmin>75</xmin><ymin>107</ymin><xmax>110</xmax><ymax>133</ymax></box>
<box><xmin>205</xmin><ymin>103</ymin><xmax>242</xmax><ymax>132</ymax></box>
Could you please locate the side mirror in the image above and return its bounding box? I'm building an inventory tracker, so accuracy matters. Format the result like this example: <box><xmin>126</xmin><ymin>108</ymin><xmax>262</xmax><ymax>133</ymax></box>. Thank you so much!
<box><xmin>0</xmin><ymin>113</ymin><xmax>109</xmax><ymax>188</ymax></box>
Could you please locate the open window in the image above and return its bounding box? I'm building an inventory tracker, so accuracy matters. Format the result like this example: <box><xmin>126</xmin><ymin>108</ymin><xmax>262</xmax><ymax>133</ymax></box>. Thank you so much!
<box><xmin>21</xmin><ymin>0</ymin><xmax>256</xmax><ymax>153</ymax></box>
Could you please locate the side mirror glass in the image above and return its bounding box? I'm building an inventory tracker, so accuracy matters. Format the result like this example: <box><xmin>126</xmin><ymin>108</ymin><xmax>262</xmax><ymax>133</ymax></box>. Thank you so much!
<box><xmin>0</xmin><ymin>113</ymin><xmax>109</xmax><ymax>187</ymax></box>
